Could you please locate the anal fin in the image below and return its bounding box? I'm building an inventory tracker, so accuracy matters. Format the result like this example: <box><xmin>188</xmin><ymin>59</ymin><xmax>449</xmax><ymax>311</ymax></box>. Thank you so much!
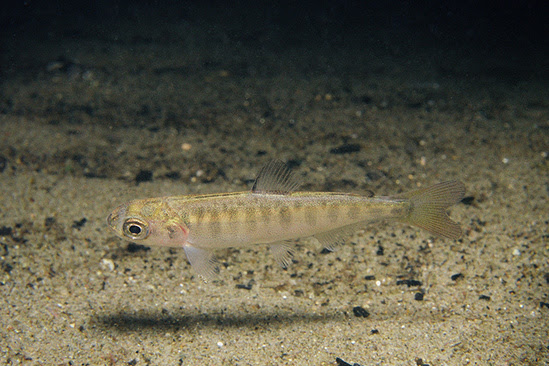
<box><xmin>183</xmin><ymin>245</ymin><xmax>220</xmax><ymax>280</ymax></box>
<box><xmin>314</xmin><ymin>222</ymin><xmax>367</xmax><ymax>251</ymax></box>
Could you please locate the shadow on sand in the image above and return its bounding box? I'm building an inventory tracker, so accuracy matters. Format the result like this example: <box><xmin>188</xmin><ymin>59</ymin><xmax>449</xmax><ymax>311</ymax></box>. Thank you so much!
<box><xmin>93</xmin><ymin>307</ymin><xmax>344</xmax><ymax>332</ymax></box>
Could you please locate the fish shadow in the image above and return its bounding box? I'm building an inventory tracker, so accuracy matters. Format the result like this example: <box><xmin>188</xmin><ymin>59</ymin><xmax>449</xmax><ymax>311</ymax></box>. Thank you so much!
<box><xmin>93</xmin><ymin>308</ymin><xmax>344</xmax><ymax>332</ymax></box>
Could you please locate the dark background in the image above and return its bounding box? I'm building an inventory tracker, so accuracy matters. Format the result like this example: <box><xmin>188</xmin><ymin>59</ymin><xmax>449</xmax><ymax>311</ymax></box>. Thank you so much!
<box><xmin>2</xmin><ymin>0</ymin><xmax>548</xmax><ymax>52</ymax></box>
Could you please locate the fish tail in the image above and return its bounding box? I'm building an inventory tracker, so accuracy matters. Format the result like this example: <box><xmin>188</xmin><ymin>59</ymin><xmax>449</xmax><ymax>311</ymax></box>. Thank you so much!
<box><xmin>396</xmin><ymin>181</ymin><xmax>465</xmax><ymax>239</ymax></box>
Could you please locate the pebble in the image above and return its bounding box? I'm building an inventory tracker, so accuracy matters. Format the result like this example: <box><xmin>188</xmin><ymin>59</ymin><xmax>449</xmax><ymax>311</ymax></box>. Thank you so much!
<box><xmin>99</xmin><ymin>258</ymin><xmax>115</xmax><ymax>271</ymax></box>
<box><xmin>352</xmin><ymin>306</ymin><xmax>370</xmax><ymax>318</ymax></box>
<box><xmin>330</xmin><ymin>144</ymin><xmax>361</xmax><ymax>154</ymax></box>
<box><xmin>135</xmin><ymin>170</ymin><xmax>153</xmax><ymax>183</ymax></box>
<box><xmin>396</xmin><ymin>279</ymin><xmax>422</xmax><ymax>287</ymax></box>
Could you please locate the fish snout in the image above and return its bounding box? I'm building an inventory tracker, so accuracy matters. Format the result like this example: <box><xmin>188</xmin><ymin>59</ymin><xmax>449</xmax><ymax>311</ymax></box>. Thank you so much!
<box><xmin>106</xmin><ymin>212</ymin><xmax>118</xmax><ymax>230</ymax></box>
<box><xmin>106</xmin><ymin>203</ymin><xmax>127</xmax><ymax>232</ymax></box>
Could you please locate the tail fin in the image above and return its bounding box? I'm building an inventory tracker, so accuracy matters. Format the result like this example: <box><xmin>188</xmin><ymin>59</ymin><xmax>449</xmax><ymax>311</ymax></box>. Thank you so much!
<box><xmin>396</xmin><ymin>181</ymin><xmax>465</xmax><ymax>239</ymax></box>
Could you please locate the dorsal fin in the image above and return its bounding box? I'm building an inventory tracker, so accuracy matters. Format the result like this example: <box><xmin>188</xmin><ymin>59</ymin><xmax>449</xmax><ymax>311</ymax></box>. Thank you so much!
<box><xmin>251</xmin><ymin>160</ymin><xmax>301</xmax><ymax>195</ymax></box>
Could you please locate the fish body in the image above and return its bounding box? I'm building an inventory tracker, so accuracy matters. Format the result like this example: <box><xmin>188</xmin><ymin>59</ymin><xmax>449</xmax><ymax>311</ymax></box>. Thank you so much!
<box><xmin>107</xmin><ymin>160</ymin><xmax>465</xmax><ymax>278</ymax></box>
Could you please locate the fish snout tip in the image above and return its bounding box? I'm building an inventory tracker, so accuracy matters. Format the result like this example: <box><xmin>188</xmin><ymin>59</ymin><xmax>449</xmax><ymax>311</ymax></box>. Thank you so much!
<box><xmin>106</xmin><ymin>205</ymin><xmax>125</xmax><ymax>231</ymax></box>
<box><xmin>106</xmin><ymin>212</ymin><xmax>117</xmax><ymax>230</ymax></box>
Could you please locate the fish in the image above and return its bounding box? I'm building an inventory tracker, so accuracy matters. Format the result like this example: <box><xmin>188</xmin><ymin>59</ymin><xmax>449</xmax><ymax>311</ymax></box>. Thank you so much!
<box><xmin>107</xmin><ymin>160</ymin><xmax>465</xmax><ymax>279</ymax></box>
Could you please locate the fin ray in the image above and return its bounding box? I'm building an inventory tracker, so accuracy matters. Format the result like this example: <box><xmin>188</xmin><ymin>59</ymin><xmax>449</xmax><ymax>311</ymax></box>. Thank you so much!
<box><xmin>269</xmin><ymin>241</ymin><xmax>295</xmax><ymax>268</ymax></box>
<box><xmin>183</xmin><ymin>245</ymin><xmax>220</xmax><ymax>280</ymax></box>
<box><xmin>252</xmin><ymin>160</ymin><xmax>301</xmax><ymax>195</ymax></box>
<box><xmin>314</xmin><ymin>222</ymin><xmax>366</xmax><ymax>251</ymax></box>
<box><xmin>396</xmin><ymin>180</ymin><xmax>465</xmax><ymax>239</ymax></box>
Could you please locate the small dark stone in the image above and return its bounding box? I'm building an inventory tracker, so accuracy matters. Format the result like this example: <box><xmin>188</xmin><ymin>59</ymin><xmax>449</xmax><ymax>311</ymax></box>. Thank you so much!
<box><xmin>128</xmin><ymin>359</ymin><xmax>138</xmax><ymax>366</ymax></box>
<box><xmin>540</xmin><ymin>302</ymin><xmax>549</xmax><ymax>309</ymax></box>
<box><xmin>135</xmin><ymin>170</ymin><xmax>153</xmax><ymax>183</ymax></box>
<box><xmin>479</xmin><ymin>295</ymin><xmax>491</xmax><ymax>300</ymax></box>
<box><xmin>0</xmin><ymin>155</ymin><xmax>6</xmax><ymax>173</ymax></box>
<box><xmin>371</xmin><ymin>329</ymin><xmax>379</xmax><ymax>334</ymax></box>
<box><xmin>544</xmin><ymin>273</ymin><xmax>549</xmax><ymax>284</ymax></box>
<box><xmin>415</xmin><ymin>358</ymin><xmax>431</xmax><ymax>366</ymax></box>
<box><xmin>414</xmin><ymin>292</ymin><xmax>424</xmax><ymax>301</ymax></box>
<box><xmin>396</xmin><ymin>279</ymin><xmax>422</xmax><ymax>287</ymax></box>
<box><xmin>0</xmin><ymin>226</ymin><xmax>12</xmax><ymax>236</ymax></box>
<box><xmin>335</xmin><ymin>357</ymin><xmax>353</xmax><ymax>366</ymax></box>
<box><xmin>165</xmin><ymin>171</ymin><xmax>181</xmax><ymax>180</ymax></box>
<box><xmin>2</xmin><ymin>262</ymin><xmax>13</xmax><ymax>274</ymax></box>
<box><xmin>330</xmin><ymin>144</ymin><xmax>361</xmax><ymax>154</ymax></box>
<box><xmin>461</xmin><ymin>196</ymin><xmax>475</xmax><ymax>205</ymax></box>
<box><xmin>376</xmin><ymin>245</ymin><xmax>384</xmax><ymax>256</ymax></box>
<box><xmin>364</xmin><ymin>275</ymin><xmax>376</xmax><ymax>280</ymax></box>
<box><xmin>451</xmin><ymin>273</ymin><xmax>464</xmax><ymax>281</ymax></box>
<box><xmin>44</xmin><ymin>217</ymin><xmax>56</xmax><ymax>227</ymax></box>
<box><xmin>236</xmin><ymin>283</ymin><xmax>253</xmax><ymax>290</ymax></box>
<box><xmin>256</xmin><ymin>150</ymin><xmax>267</xmax><ymax>156</ymax></box>
<box><xmin>320</xmin><ymin>247</ymin><xmax>333</xmax><ymax>254</ymax></box>
<box><xmin>127</xmin><ymin>243</ymin><xmax>150</xmax><ymax>253</ymax></box>
<box><xmin>352</xmin><ymin>306</ymin><xmax>370</xmax><ymax>318</ymax></box>
<box><xmin>71</xmin><ymin>218</ymin><xmax>87</xmax><ymax>229</ymax></box>
<box><xmin>286</xmin><ymin>159</ymin><xmax>302</xmax><ymax>169</ymax></box>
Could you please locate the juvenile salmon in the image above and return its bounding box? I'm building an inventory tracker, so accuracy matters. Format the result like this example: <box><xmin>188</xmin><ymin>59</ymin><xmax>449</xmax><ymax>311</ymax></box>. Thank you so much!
<box><xmin>107</xmin><ymin>160</ymin><xmax>465</xmax><ymax>278</ymax></box>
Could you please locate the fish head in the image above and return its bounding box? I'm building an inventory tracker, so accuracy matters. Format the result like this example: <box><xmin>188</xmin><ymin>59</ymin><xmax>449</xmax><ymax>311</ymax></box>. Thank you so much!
<box><xmin>107</xmin><ymin>198</ymin><xmax>189</xmax><ymax>248</ymax></box>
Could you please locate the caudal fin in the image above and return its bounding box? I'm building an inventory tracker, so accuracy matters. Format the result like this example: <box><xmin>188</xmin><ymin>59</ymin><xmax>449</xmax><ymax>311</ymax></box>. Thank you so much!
<box><xmin>396</xmin><ymin>181</ymin><xmax>465</xmax><ymax>239</ymax></box>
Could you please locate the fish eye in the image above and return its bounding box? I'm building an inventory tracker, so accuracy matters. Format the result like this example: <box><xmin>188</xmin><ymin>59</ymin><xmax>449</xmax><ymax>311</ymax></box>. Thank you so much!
<box><xmin>122</xmin><ymin>218</ymin><xmax>149</xmax><ymax>239</ymax></box>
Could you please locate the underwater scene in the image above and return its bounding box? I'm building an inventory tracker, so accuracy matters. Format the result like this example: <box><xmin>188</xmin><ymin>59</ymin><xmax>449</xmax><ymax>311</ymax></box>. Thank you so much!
<box><xmin>0</xmin><ymin>1</ymin><xmax>547</xmax><ymax>364</ymax></box>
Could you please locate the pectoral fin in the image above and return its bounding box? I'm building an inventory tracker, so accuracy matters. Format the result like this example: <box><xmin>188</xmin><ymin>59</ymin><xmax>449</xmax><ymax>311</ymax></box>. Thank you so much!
<box><xmin>183</xmin><ymin>245</ymin><xmax>220</xmax><ymax>280</ymax></box>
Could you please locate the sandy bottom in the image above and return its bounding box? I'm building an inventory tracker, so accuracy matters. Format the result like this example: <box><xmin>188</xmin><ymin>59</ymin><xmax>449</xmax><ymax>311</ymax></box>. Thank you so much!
<box><xmin>0</xmin><ymin>9</ymin><xmax>548</xmax><ymax>366</ymax></box>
